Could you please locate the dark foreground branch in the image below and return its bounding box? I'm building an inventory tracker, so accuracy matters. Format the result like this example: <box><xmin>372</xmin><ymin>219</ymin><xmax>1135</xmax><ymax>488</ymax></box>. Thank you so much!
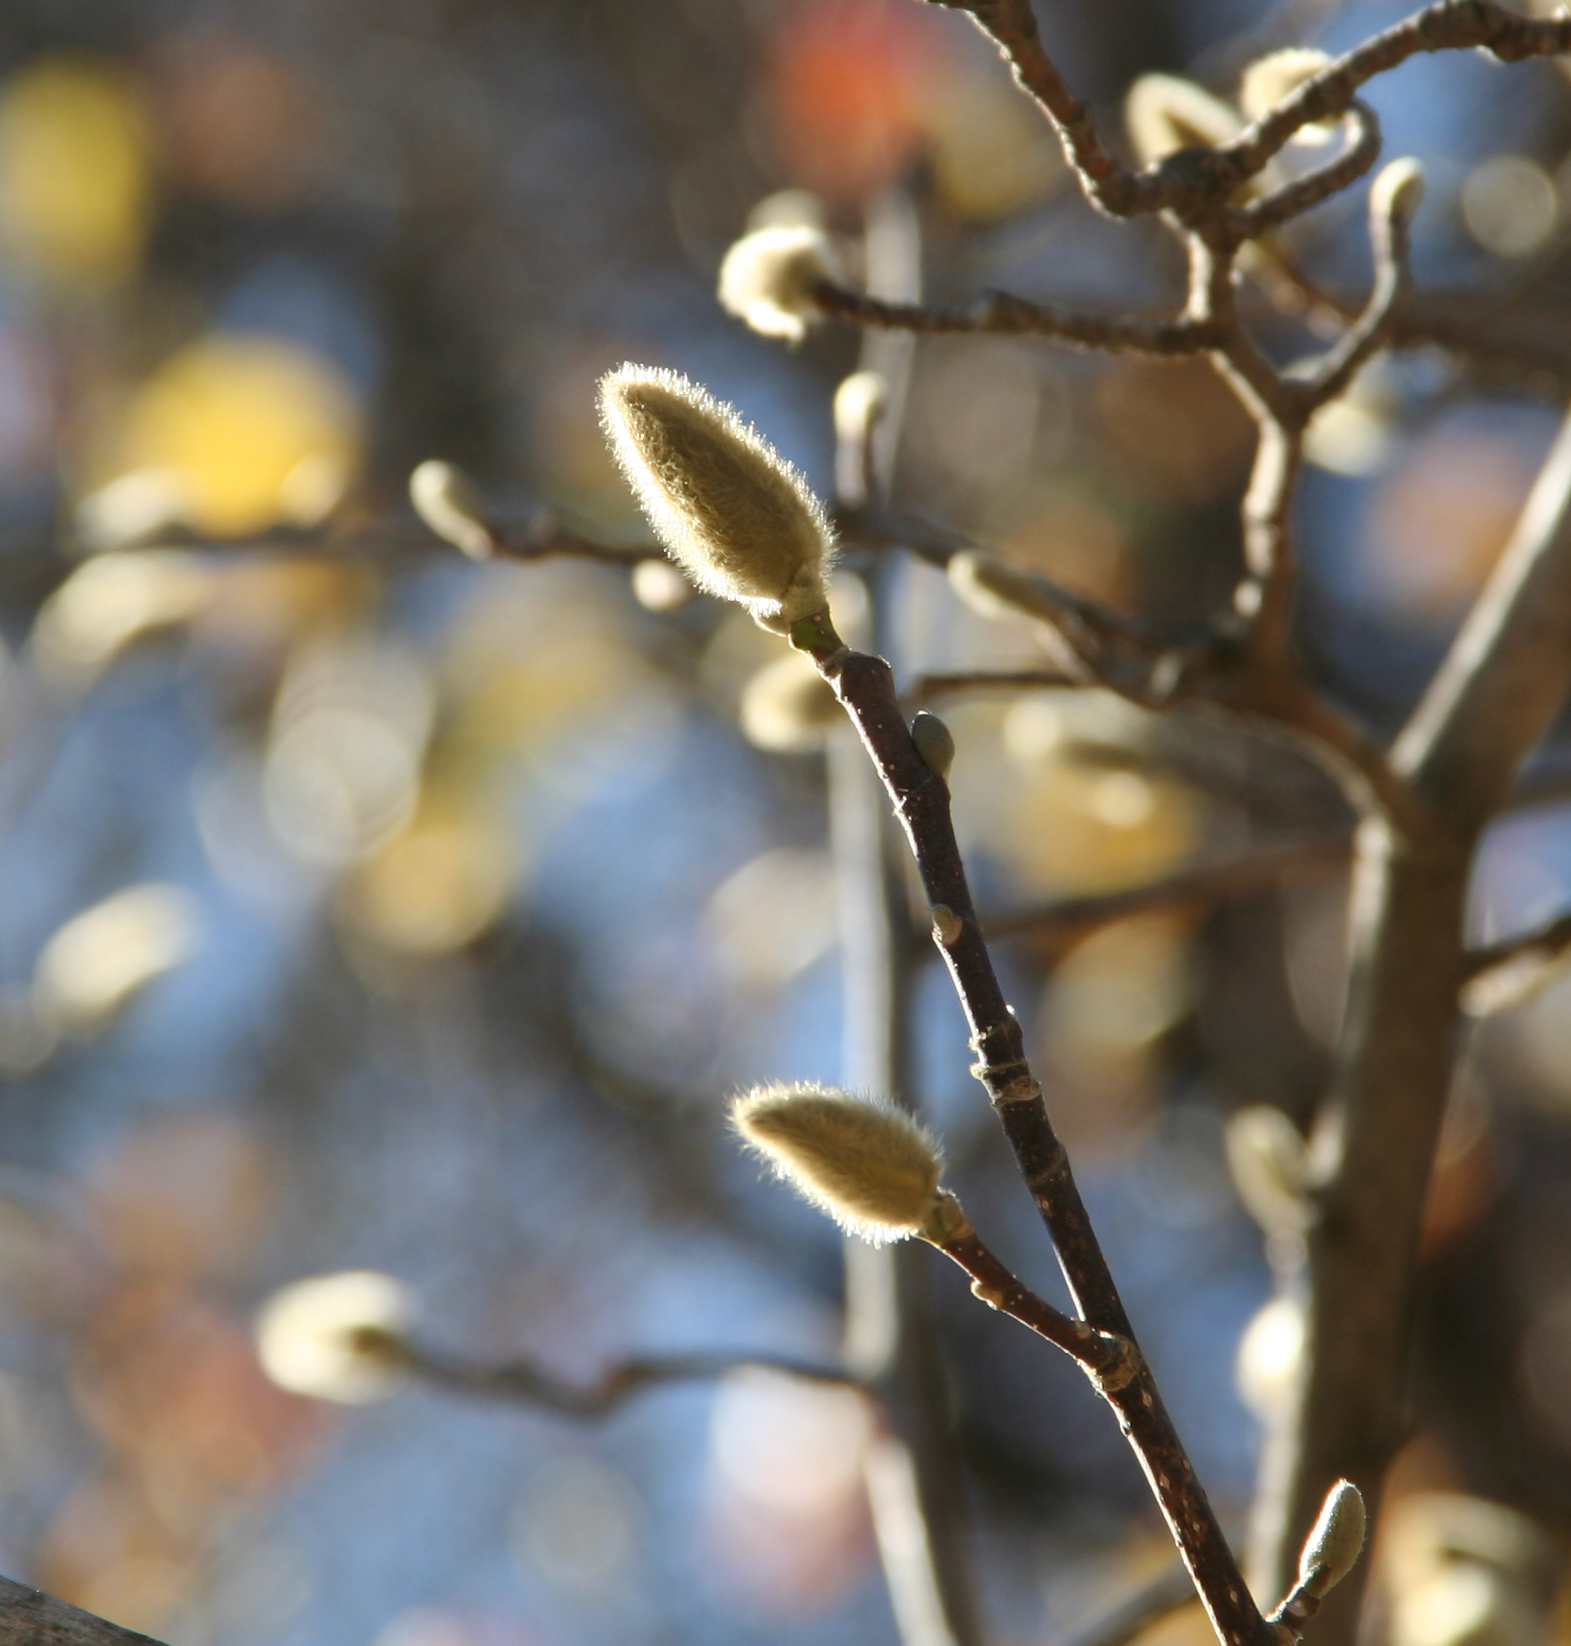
<box><xmin>0</xmin><ymin>1576</ymin><xmax>165</xmax><ymax>1646</ymax></box>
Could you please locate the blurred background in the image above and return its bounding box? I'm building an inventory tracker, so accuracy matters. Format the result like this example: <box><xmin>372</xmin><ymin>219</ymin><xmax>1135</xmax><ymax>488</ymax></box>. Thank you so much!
<box><xmin>0</xmin><ymin>0</ymin><xmax>1570</xmax><ymax>1642</ymax></box>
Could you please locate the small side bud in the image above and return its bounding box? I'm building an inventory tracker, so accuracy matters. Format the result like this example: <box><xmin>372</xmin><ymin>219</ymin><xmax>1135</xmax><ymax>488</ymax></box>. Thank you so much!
<box><xmin>1239</xmin><ymin>49</ymin><xmax>1337</xmax><ymax>143</ymax></box>
<box><xmin>255</xmin><ymin>1270</ymin><xmax>415</xmax><ymax>1405</ymax></box>
<box><xmin>1370</xmin><ymin>157</ymin><xmax>1426</xmax><ymax>229</ymax></box>
<box><xmin>1298</xmin><ymin>1480</ymin><xmax>1367</xmax><ymax>1599</ymax></box>
<box><xmin>1125</xmin><ymin>73</ymin><xmax>1241</xmax><ymax>167</ymax></box>
<box><xmin>409</xmin><ymin>461</ymin><xmax>497</xmax><ymax>561</ymax></box>
<box><xmin>732</xmin><ymin>1083</ymin><xmax>944</xmax><ymax>1244</ymax></box>
<box><xmin>631</xmin><ymin>557</ymin><xmax>695</xmax><ymax>613</ymax></box>
<box><xmin>740</xmin><ymin>653</ymin><xmax>842</xmax><ymax>753</ymax></box>
<box><xmin>599</xmin><ymin>364</ymin><xmax>834</xmax><ymax>633</ymax></box>
<box><xmin>718</xmin><ymin>226</ymin><xmax>841</xmax><ymax>343</ymax></box>
<box><xmin>931</xmin><ymin>904</ymin><xmax>963</xmax><ymax>947</ymax></box>
<box><xmin>911</xmin><ymin>711</ymin><xmax>956</xmax><ymax>781</ymax></box>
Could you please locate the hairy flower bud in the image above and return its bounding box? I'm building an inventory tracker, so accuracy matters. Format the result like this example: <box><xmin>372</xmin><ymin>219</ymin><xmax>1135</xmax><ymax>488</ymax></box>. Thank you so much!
<box><xmin>599</xmin><ymin>365</ymin><xmax>834</xmax><ymax>633</ymax></box>
<box><xmin>718</xmin><ymin>225</ymin><xmax>840</xmax><ymax>343</ymax></box>
<box><xmin>732</xmin><ymin>1083</ymin><xmax>944</xmax><ymax>1243</ymax></box>
<box><xmin>1126</xmin><ymin>74</ymin><xmax>1241</xmax><ymax>166</ymax></box>
<box><xmin>1299</xmin><ymin>1480</ymin><xmax>1367</xmax><ymax>1599</ymax></box>
<box><xmin>409</xmin><ymin>460</ymin><xmax>497</xmax><ymax>561</ymax></box>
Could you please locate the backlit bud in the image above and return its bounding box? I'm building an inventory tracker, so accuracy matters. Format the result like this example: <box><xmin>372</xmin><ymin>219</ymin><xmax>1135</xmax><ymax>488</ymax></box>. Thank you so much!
<box><xmin>256</xmin><ymin>1270</ymin><xmax>414</xmax><ymax>1404</ymax></box>
<box><xmin>1371</xmin><ymin>157</ymin><xmax>1427</xmax><ymax>229</ymax></box>
<box><xmin>409</xmin><ymin>461</ymin><xmax>497</xmax><ymax>561</ymax></box>
<box><xmin>1298</xmin><ymin>1480</ymin><xmax>1367</xmax><ymax>1599</ymax></box>
<box><xmin>740</xmin><ymin>653</ymin><xmax>841</xmax><ymax>753</ymax></box>
<box><xmin>718</xmin><ymin>225</ymin><xmax>840</xmax><ymax>343</ymax></box>
<box><xmin>732</xmin><ymin>1083</ymin><xmax>944</xmax><ymax>1244</ymax></box>
<box><xmin>1126</xmin><ymin>74</ymin><xmax>1241</xmax><ymax>166</ymax></box>
<box><xmin>599</xmin><ymin>365</ymin><xmax>834</xmax><ymax>633</ymax></box>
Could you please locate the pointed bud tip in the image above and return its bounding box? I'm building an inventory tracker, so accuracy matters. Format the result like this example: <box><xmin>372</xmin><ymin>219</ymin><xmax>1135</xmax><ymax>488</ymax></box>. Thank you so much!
<box><xmin>1298</xmin><ymin>1480</ymin><xmax>1366</xmax><ymax>1598</ymax></box>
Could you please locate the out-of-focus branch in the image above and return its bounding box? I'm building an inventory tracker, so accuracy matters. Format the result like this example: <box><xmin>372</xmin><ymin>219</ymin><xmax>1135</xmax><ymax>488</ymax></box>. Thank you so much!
<box><xmin>1233</xmin><ymin>101</ymin><xmax>1381</xmax><ymax>240</ymax></box>
<box><xmin>904</xmin><ymin>669</ymin><xmax>1081</xmax><ymax>707</ymax></box>
<box><xmin>1253</xmin><ymin>394</ymin><xmax>1571</xmax><ymax>1639</ymax></box>
<box><xmin>390</xmin><ymin>1338</ymin><xmax>853</xmax><ymax>1419</ymax></box>
<box><xmin>812</xmin><ymin>280</ymin><xmax>1216</xmax><ymax>355</ymax></box>
<box><xmin>932</xmin><ymin>0</ymin><xmax>1155</xmax><ymax>218</ymax></box>
<box><xmin>1218</xmin><ymin>0</ymin><xmax>1571</xmax><ymax>183</ymax></box>
<box><xmin>0</xmin><ymin>1575</ymin><xmax>166</xmax><ymax>1645</ymax></box>
<box><xmin>985</xmin><ymin>834</ymin><xmax>1348</xmax><ymax>944</ymax></box>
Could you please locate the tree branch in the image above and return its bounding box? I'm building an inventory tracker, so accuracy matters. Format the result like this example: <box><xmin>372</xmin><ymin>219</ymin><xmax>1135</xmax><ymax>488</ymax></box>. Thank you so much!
<box><xmin>791</xmin><ymin>615</ymin><xmax>1272</xmax><ymax>1646</ymax></box>
<box><xmin>0</xmin><ymin>1576</ymin><xmax>165</xmax><ymax>1646</ymax></box>
<box><xmin>390</xmin><ymin>1340</ymin><xmax>853</xmax><ymax>1419</ymax></box>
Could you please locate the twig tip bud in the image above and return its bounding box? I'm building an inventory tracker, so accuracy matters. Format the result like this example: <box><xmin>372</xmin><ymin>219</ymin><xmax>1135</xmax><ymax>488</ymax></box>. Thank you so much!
<box><xmin>911</xmin><ymin>710</ymin><xmax>956</xmax><ymax>781</ymax></box>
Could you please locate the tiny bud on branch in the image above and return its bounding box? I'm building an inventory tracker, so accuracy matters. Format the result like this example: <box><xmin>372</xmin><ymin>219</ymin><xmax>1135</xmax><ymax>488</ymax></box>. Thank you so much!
<box><xmin>1297</xmin><ymin>1479</ymin><xmax>1366</xmax><ymax>1599</ymax></box>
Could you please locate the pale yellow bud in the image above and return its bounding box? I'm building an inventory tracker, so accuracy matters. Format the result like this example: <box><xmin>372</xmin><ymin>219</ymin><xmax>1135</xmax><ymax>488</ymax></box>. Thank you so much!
<box><xmin>1239</xmin><ymin>49</ymin><xmax>1338</xmax><ymax>143</ymax></box>
<box><xmin>910</xmin><ymin>710</ymin><xmax>955</xmax><ymax>781</ymax></box>
<box><xmin>732</xmin><ymin>1083</ymin><xmax>944</xmax><ymax>1244</ymax></box>
<box><xmin>409</xmin><ymin>460</ymin><xmax>497</xmax><ymax>561</ymax></box>
<box><xmin>1370</xmin><ymin>158</ymin><xmax>1427</xmax><ymax>229</ymax></box>
<box><xmin>1225</xmin><ymin>1105</ymin><xmax>1309</xmax><ymax>1238</ymax></box>
<box><xmin>255</xmin><ymin>1270</ymin><xmax>414</xmax><ymax>1404</ymax></box>
<box><xmin>1126</xmin><ymin>74</ymin><xmax>1241</xmax><ymax>166</ymax></box>
<box><xmin>719</xmin><ymin>226</ymin><xmax>840</xmax><ymax>344</ymax></box>
<box><xmin>833</xmin><ymin>371</ymin><xmax>888</xmax><ymax>451</ymax></box>
<box><xmin>599</xmin><ymin>365</ymin><xmax>834</xmax><ymax>632</ymax></box>
<box><xmin>1298</xmin><ymin>1480</ymin><xmax>1367</xmax><ymax>1599</ymax></box>
<box><xmin>740</xmin><ymin>652</ymin><xmax>841</xmax><ymax>753</ymax></box>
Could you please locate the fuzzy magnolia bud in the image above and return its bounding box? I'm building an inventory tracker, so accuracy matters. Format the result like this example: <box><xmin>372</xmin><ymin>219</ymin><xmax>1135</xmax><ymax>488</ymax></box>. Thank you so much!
<box><xmin>1298</xmin><ymin>1480</ymin><xmax>1367</xmax><ymax>1599</ymax></box>
<box><xmin>740</xmin><ymin>653</ymin><xmax>841</xmax><ymax>753</ymax></box>
<box><xmin>1239</xmin><ymin>49</ymin><xmax>1337</xmax><ymax>143</ymax></box>
<box><xmin>599</xmin><ymin>365</ymin><xmax>834</xmax><ymax>633</ymax></box>
<box><xmin>409</xmin><ymin>461</ymin><xmax>497</xmax><ymax>561</ymax></box>
<box><xmin>911</xmin><ymin>710</ymin><xmax>956</xmax><ymax>781</ymax></box>
<box><xmin>718</xmin><ymin>226</ymin><xmax>840</xmax><ymax>343</ymax></box>
<box><xmin>255</xmin><ymin>1270</ymin><xmax>414</xmax><ymax>1405</ymax></box>
<box><xmin>732</xmin><ymin>1083</ymin><xmax>944</xmax><ymax>1244</ymax></box>
<box><xmin>1371</xmin><ymin>157</ymin><xmax>1427</xmax><ymax>229</ymax></box>
<box><xmin>1126</xmin><ymin>73</ymin><xmax>1241</xmax><ymax>166</ymax></box>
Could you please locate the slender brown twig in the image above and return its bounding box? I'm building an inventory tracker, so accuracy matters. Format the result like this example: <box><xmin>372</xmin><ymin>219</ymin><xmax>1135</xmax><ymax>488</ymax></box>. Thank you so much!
<box><xmin>790</xmin><ymin>610</ymin><xmax>1273</xmax><ymax>1646</ymax></box>
<box><xmin>389</xmin><ymin>1339</ymin><xmax>853</xmax><ymax>1419</ymax></box>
